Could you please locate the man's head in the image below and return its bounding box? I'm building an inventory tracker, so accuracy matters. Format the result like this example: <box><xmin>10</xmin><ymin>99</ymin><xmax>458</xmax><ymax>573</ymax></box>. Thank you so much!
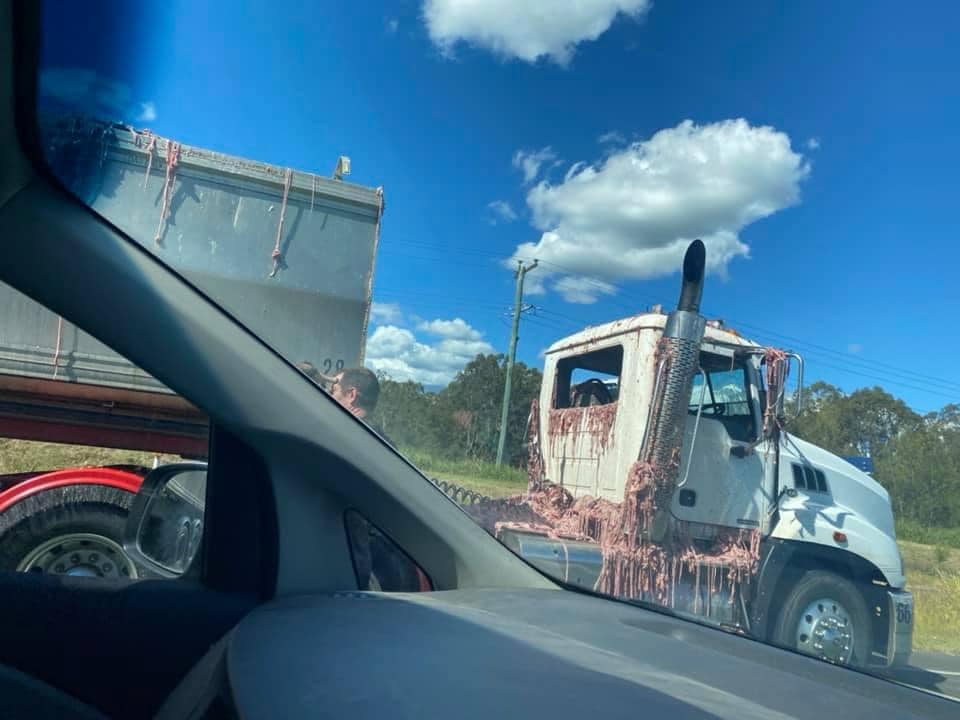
<box><xmin>330</xmin><ymin>367</ymin><xmax>380</xmax><ymax>418</ymax></box>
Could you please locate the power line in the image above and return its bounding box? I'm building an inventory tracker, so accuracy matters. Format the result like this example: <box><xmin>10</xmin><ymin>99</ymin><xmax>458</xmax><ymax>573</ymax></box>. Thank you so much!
<box><xmin>537</xmin><ymin>299</ymin><xmax>960</xmax><ymax>396</ymax></box>
<box><xmin>534</xmin><ymin>305</ymin><xmax>958</xmax><ymax>402</ymax></box>
<box><xmin>379</xmin><ymin>288</ymin><xmax>958</xmax><ymax>398</ymax></box>
<box><xmin>783</xmin><ymin>356</ymin><xmax>957</xmax><ymax>400</ymax></box>
<box><xmin>524</xmin><ymin>315</ymin><xmax>574</xmax><ymax>334</ymax></box>
<box><xmin>388</xmin><ymin>239</ymin><xmax>644</xmax><ymax>312</ymax></box>
<box><xmin>375</xmin><ymin>287</ymin><xmax>505</xmax><ymax>310</ymax></box>
<box><xmin>741</xmin><ymin>328</ymin><xmax>960</xmax><ymax>395</ymax></box>
<box><xmin>732</xmin><ymin>321</ymin><xmax>960</xmax><ymax>393</ymax></box>
<box><xmin>378</xmin><ymin>239</ymin><xmax>959</xmax><ymax>401</ymax></box>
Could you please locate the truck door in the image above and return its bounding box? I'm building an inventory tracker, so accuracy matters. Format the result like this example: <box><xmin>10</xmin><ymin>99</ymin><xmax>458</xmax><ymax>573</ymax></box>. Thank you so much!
<box><xmin>670</xmin><ymin>350</ymin><xmax>772</xmax><ymax>536</ymax></box>
<box><xmin>545</xmin><ymin>344</ymin><xmax>625</xmax><ymax>499</ymax></box>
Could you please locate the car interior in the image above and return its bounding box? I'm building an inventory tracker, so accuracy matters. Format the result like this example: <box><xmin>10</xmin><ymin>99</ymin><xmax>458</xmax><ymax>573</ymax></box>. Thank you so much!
<box><xmin>0</xmin><ymin>2</ymin><xmax>956</xmax><ymax>719</ymax></box>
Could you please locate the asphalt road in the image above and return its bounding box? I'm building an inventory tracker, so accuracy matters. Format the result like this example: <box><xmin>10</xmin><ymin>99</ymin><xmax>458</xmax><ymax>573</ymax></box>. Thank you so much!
<box><xmin>886</xmin><ymin>650</ymin><xmax>960</xmax><ymax>699</ymax></box>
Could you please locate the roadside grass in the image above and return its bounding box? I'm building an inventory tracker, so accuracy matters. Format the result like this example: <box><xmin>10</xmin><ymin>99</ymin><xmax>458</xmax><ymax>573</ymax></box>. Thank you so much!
<box><xmin>899</xmin><ymin>540</ymin><xmax>960</xmax><ymax>576</ymax></box>
<box><xmin>401</xmin><ymin>448</ymin><xmax>527</xmax><ymax>498</ymax></box>
<box><xmin>908</xmin><ymin>570</ymin><xmax>960</xmax><ymax>655</ymax></box>
<box><xmin>0</xmin><ymin>438</ymin><xmax>175</xmax><ymax>475</ymax></box>
<box><xmin>896</xmin><ymin>519</ymin><xmax>960</xmax><ymax>550</ymax></box>
<box><xmin>899</xmin><ymin>541</ymin><xmax>960</xmax><ymax>655</ymax></box>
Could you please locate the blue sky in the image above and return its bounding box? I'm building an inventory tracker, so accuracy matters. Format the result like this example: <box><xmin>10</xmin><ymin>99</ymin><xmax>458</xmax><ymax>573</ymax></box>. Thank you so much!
<box><xmin>40</xmin><ymin>1</ymin><xmax>960</xmax><ymax>413</ymax></box>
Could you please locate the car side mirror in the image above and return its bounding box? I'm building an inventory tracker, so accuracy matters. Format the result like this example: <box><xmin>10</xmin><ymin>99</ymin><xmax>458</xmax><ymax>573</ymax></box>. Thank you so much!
<box><xmin>123</xmin><ymin>462</ymin><xmax>207</xmax><ymax>578</ymax></box>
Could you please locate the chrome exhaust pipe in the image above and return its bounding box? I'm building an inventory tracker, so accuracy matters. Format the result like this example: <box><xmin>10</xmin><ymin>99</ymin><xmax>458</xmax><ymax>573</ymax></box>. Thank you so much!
<box><xmin>643</xmin><ymin>240</ymin><xmax>707</xmax><ymax>540</ymax></box>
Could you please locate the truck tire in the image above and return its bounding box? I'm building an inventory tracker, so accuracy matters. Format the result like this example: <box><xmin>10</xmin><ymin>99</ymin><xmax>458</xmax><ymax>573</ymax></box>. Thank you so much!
<box><xmin>772</xmin><ymin>570</ymin><xmax>872</xmax><ymax>668</ymax></box>
<box><xmin>0</xmin><ymin>485</ymin><xmax>139</xmax><ymax>579</ymax></box>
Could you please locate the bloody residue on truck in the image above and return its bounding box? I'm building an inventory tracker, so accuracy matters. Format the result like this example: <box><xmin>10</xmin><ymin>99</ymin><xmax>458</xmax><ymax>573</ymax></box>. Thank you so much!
<box><xmin>465</xmin><ymin>348</ymin><xmax>763</xmax><ymax>618</ymax></box>
<box><xmin>547</xmin><ymin>402</ymin><xmax>618</xmax><ymax>456</ymax></box>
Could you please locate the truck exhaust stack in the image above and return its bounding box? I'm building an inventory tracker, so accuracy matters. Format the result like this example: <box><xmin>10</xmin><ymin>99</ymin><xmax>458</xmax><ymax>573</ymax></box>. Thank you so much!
<box><xmin>642</xmin><ymin>240</ymin><xmax>708</xmax><ymax>542</ymax></box>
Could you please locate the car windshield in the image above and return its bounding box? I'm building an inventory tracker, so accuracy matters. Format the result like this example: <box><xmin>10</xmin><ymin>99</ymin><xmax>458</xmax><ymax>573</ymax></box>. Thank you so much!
<box><xmin>33</xmin><ymin>0</ymin><xmax>959</xmax><ymax>700</ymax></box>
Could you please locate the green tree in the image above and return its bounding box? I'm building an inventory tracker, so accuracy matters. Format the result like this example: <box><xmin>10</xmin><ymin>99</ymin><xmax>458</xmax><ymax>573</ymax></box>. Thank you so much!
<box><xmin>432</xmin><ymin>354</ymin><xmax>542</xmax><ymax>464</ymax></box>
<box><xmin>844</xmin><ymin>387</ymin><xmax>921</xmax><ymax>455</ymax></box>
<box><xmin>790</xmin><ymin>383</ymin><xmax>920</xmax><ymax>456</ymax></box>
<box><xmin>368</xmin><ymin>376</ymin><xmax>437</xmax><ymax>450</ymax></box>
<box><xmin>789</xmin><ymin>382</ymin><xmax>856</xmax><ymax>454</ymax></box>
<box><xmin>926</xmin><ymin>403</ymin><xmax>960</xmax><ymax>429</ymax></box>
<box><xmin>792</xmin><ymin>385</ymin><xmax>959</xmax><ymax>527</ymax></box>
<box><xmin>875</xmin><ymin>425</ymin><xmax>960</xmax><ymax>526</ymax></box>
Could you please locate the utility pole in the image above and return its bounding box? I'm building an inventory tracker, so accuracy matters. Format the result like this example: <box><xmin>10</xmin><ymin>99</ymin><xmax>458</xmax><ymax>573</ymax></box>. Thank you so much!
<box><xmin>496</xmin><ymin>259</ymin><xmax>538</xmax><ymax>466</ymax></box>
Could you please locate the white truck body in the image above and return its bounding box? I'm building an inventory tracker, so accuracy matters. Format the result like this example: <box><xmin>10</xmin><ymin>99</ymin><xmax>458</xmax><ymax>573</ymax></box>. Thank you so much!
<box><xmin>532</xmin><ymin>309</ymin><xmax>912</xmax><ymax>667</ymax></box>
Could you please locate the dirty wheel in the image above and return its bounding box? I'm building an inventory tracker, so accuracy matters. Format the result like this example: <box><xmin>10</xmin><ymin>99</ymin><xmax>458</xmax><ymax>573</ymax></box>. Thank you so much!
<box><xmin>0</xmin><ymin>486</ymin><xmax>138</xmax><ymax>579</ymax></box>
<box><xmin>773</xmin><ymin>570</ymin><xmax>871</xmax><ymax>668</ymax></box>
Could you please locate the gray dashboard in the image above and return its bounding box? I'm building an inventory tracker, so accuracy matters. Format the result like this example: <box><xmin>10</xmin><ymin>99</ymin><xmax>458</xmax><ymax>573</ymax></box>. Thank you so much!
<box><xmin>223</xmin><ymin>588</ymin><xmax>952</xmax><ymax>719</ymax></box>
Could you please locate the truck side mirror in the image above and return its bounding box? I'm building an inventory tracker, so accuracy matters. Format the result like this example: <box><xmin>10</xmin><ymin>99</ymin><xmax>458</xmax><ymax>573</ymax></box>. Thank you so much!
<box><xmin>758</xmin><ymin>351</ymin><xmax>805</xmax><ymax>426</ymax></box>
<box><xmin>789</xmin><ymin>353</ymin><xmax>805</xmax><ymax>419</ymax></box>
<box><xmin>123</xmin><ymin>463</ymin><xmax>207</xmax><ymax>578</ymax></box>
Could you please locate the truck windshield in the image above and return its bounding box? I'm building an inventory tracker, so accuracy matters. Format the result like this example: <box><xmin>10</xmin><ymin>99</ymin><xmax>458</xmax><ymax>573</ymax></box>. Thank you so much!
<box><xmin>689</xmin><ymin>354</ymin><xmax>756</xmax><ymax>442</ymax></box>
<box><xmin>690</xmin><ymin>358</ymin><xmax>751</xmax><ymax>417</ymax></box>
<box><xmin>30</xmin><ymin>0</ymin><xmax>960</xmax><ymax>701</ymax></box>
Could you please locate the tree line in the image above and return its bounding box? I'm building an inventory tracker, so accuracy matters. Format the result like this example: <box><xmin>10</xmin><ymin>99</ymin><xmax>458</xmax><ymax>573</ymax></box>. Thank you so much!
<box><xmin>790</xmin><ymin>383</ymin><xmax>960</xmax><ymax>530</ymax></box>
<box><xmin>370</xmin><ymin>354</ymin><xmax>542</xmax><ymax>467</ymax></box>
<box><xmin>372</xmin><ymin>355</ymin><xmax>960</xmax><ymax>531</ymax></box>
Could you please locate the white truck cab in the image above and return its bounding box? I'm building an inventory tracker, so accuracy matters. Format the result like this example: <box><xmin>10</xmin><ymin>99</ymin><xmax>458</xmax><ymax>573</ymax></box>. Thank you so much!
<box><xmin>527</xmin><ymin>310</ymin><xmax>913</xmax><ymax>668</ymax></box>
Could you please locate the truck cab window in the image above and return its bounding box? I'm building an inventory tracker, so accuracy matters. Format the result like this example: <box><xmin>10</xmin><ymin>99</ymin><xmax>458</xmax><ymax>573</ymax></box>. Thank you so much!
<box><xmin>554</xmin><ymin>345</ymin><xmax>623</xmax><ymax>409</ymax></box>
<box><xmin>689</xmin><ymin>354</ymin><xmax>756</xmax><ymax>442</ymax></box>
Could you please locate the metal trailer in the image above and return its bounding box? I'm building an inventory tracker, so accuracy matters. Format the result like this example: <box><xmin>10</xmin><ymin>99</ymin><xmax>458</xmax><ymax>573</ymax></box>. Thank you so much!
<box><xmin>0</xmin><ymin>115</ymin><xmax>384</xmax><ymax>455</ymax></box>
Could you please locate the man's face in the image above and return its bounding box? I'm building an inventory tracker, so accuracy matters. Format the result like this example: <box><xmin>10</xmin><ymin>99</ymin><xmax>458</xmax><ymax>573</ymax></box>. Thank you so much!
<box><xmin>330</xmin><ymin>373</ymin><xmax>364</xmax><ymax>417</ymax></box>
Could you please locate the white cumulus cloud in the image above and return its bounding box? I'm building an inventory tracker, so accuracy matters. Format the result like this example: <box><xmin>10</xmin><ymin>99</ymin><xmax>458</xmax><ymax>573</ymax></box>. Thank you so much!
<box><xmin>370</xmin><ymin>302</ymin><xmax>403</xmax><ymax>324</ymax></box>
<box><xmin>553</xmin><ymin>276</ymin><xmax>617</xmax><ymax>304</ymax></box>
<box><xmin>417</xmin><ymin>317</ymin><xmax>483</xmax><ymax>341</ymax></box>
<box><xmin>807</xmin><ymin>137</ymin><xmax>820</xmax><ymax>150</ymax></box>
<box><xmin>597</xmin><ymin>130</ymin><xmax>626</xmax><ymax>145</ymax></box>
<box><xmin>366</xmin><ymin>321</ymin><xmax>493</xmax><ymax>385</ymax></box>
<box><xmin>509</xmin><ymin>118</ymin><xmax>810</xmax><ymax>301</ymax></box>
<box><xmin>423</xmin><ymin>0</ymin><xmax>652</xmax><ymax>65</ymax></box>
<box><xmin>487</xmin><ymin>199</ymin><xmax>518</xmax><ymax>223</ymax></box>
<box><xmin>512</xmin><ymin>147</ymin><xmax>557</xmax><ymax>185</ymax></box>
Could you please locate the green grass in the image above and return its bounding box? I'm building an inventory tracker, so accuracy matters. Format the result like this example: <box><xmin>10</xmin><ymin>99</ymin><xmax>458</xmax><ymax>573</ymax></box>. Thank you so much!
<box><xmin>0</xmin><ymin>438</ymin><xmax>176</xmax><ymax>475</ymax></box>
<box><xmin>897</xmin><ymin>541</ymin><xmax>960</xmax><ymax>654</ymax></box>
<box><xmin>907</xmin><ymin>572</ymin><xmax>960</xmax><ymax>654</ymax></box>
<box><xmin>401</xmin><ymin>447</ymin><xmax>528</xmax><ymax>497</ymax></box>
<box><xmin>896</xmin><ymin>518</ymin><xmax>960</xmax><ymax>550</ymax></box>
<box><xmin>899</xmin><ymin>540</ymin><xmax>960</xmax><ymax>576</ymax></box>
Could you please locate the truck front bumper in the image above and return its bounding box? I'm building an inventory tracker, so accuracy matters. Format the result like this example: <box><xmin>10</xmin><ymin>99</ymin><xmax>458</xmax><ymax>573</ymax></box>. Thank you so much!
<box><xmin>885</xmin><ymin>589</ymin><xmax>913</xmax><ymax>668</ymax></box>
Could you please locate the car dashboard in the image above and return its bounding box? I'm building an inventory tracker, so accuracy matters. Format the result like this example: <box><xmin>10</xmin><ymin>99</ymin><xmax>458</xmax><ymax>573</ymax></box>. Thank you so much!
<box><xmin>171</xmin><ymin>588</ymin><xmax>954</xmax><ymax>719</ymax></box>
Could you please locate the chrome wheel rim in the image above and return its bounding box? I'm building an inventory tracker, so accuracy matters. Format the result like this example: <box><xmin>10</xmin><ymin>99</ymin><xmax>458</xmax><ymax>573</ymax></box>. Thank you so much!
<box><xmin>795</xmin><ymin>597</ymin><xmax>854</xmax><ymax>664</ymax></box>
<box><xmin>17</xmin><ymin>533</ymin><xmax>138</xmax><ymax>579</ymax></box>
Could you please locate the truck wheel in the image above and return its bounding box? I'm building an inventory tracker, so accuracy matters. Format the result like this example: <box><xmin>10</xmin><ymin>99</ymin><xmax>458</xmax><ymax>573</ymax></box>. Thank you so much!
<box><xmin>772</xmin><ymin>570</ymin><xmax>872</xmax><ymax>668</ymax></box>
<box><xmin>0</xmin><ymin>486</ymin><xmax>139</xmax><ymax>579</ymax></box>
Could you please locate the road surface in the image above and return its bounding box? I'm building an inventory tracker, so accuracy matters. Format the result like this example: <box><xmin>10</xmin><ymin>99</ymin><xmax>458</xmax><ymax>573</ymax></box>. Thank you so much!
<box><xmin>887</xmin><ymin>649</ymin><xmax>960</xmax><ymax>699</ymax></box>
